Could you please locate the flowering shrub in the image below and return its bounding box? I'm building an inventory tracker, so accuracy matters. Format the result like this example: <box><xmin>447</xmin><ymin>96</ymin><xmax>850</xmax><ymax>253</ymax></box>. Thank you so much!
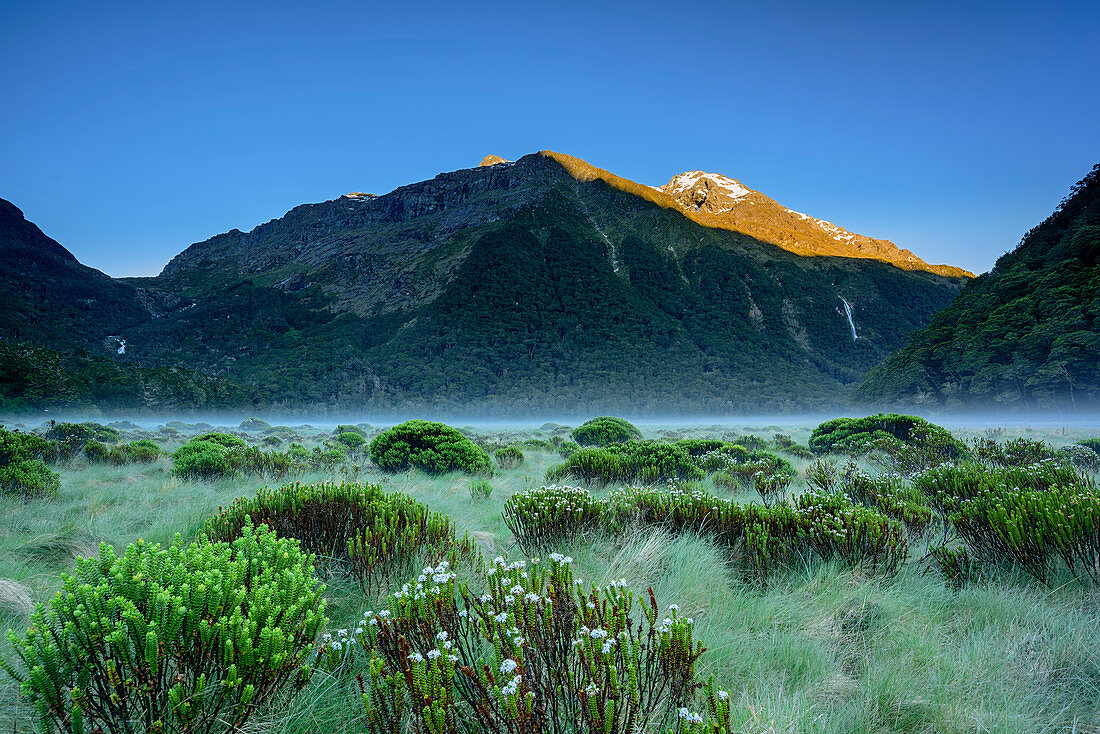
<box><xmin>370</xmin><ymin>420</ymin><xmax>492</xmax><ymax>475</ymax></box>
<box><xmin>3</xmin><ymin>523</ymin><xmax>326</xmax><ymax>734</ymax></box>
<box><xmin>1056</xmin><ymin>443</ymin><xmax>1100</xmax><ymax>472</ymax></box>
<box><xmin>571</xmin><ymin>417</ymin><xmax>643</xmax><ymax>447</ymax></box>
<box><xmin>503</xmin><ymin>485</ymin><xmax>605</xmax><ymax>553</ymax></box>
<box><xmin>346</xmin><ymin>554</ymin><xmax>706</xmax><ymax>734</ymax></box>
<box><xmin>206</xmin><ymin>481</ymin><xmax>477</xmax><ymax>593</ymax></box>
<box><xmin>810</xmin><ymin>459</ymin><xmax>933</xmax><ymax>539</ymax></box>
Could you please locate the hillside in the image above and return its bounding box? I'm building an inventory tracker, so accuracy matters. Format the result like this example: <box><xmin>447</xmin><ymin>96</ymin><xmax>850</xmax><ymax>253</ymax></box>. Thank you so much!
<box><xmin>2</xmin><ymin>153</ymin><xmax>971</xmax><ymax>415</ymax></box>
<box><xmin>854</xmin><ymin>163</ymin><xmax>1100</xmax><ymax>411</ymax></box>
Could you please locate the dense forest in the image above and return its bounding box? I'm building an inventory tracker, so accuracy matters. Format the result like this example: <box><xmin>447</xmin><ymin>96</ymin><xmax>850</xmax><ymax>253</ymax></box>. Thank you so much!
<box><xmin>855</xmin><ymin>164</ymin><xmax>1100</xmax><ymax>411</ymax></box>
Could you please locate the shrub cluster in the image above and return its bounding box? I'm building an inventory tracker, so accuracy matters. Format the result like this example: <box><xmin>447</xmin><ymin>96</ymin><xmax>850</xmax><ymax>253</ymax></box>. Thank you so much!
<box><xmin>0</xmin><ymin>427</ymin><xmax>60</xmax><ymax>498</ymax></box>
<box><xmin>547</xmin><ymin>441</ymin><xmax>703</xmax><ymax>485</ymax></box>
<box><xmin>916</xmin><ymin>461</ymin><xmax>1100</xmax><ymax>584</ymax></box>
<box><xmin>494</xmin><ymin>445</ymin><xmax>525</xmax><ymax>469</ymax></box>
<box><xmin>571</xmin><ymin>416</ymin><xmax>643</xmax><ymax>447</ymax></box>
<box><xmin>505</xmin><ymin>483</ymin><xmax>907</xmax><ymax>579</ymax></box>
<box><xmin>172</xmin><ymin>436</ymin><xmax>343</xmax><ymax>480</ymax></box>
<box><xmin>370</xmin><ymin>420</ymin><xmax>491</xmax><ymax>475</ymax></box>
<box><xmin>4</xmin><ymin>523</ymin><xmax>326</xmax><ymax>734</ymax></box>
<box><xmin>503</xmin><ymin>485</ymin><xmax>605</xmax><ymax>553</ymax></box>
<box><xmin>809</xmin><ymin>413</ymin><xmax>967</xmax><ymax>465</ymax></box>
<box><xmin>83</xmin><ymin>438</ymin><xmax>161</xmax><ymax>465</ymax></box>
<box><xmin>205</xmin><ymin>481</ymin><xmax>477</xmax><ymax>593</ymax></box>
<box><xmin>340</xmin><ymin>554</ymin><xmax>711</xmax><ymax>734</ymax></box>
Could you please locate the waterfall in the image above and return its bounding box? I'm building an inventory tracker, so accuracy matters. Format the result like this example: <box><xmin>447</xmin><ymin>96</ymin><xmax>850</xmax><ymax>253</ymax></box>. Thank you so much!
<box><xmin>839</xmin><ymin>297</ymin><xmax>859</xmax><ymax>341</ymax></box>
<box><xmin>108</xmin><ymin>336</ymin><xmax>126</xmax><ymax>354</ymax></box>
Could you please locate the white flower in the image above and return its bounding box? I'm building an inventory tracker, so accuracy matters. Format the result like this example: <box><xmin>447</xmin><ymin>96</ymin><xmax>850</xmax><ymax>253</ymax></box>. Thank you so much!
<box><xmin>408</xmin><ymin>652</ymin><xmax>424</xmax><ymax>662</ymax></box>
<box><xmin>668</xmin><ymin>604</ymin><xmax>679</xmax><ymax>611</ymax></box>
<box><xmin>436</xmin><ymin>631</ymin><xmax>449</xmax><ymax>641</ymax></box>
<box><xmin>428</xmin><ymin>649</ymin><xmax>442</xmax><ymax>659</ymax></box>
<box><xmin>500</xmin><ymin>658</ymin><xmax>518</xmax><ymax>674</ymax></box>
<box><xmin>495</xmin><ymin>612</ymin><xmax>509</xmax><ymax>623</ymax></box>
<box><xmin>718</xmin><ymin>690</ymin><xmax>729</xmax><ymax>701</ymax></box>
<box><xmin>479</xmin><ymin>594</ymin><xmax>492</xmax><ymax>603</ymax></box>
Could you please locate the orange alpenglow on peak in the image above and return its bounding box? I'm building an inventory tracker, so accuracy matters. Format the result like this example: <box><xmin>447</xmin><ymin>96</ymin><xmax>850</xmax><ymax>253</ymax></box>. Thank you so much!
<box><xmin>538</xmin><ymin>150</ymin><xmax>973</xmax><ymax>278</ymax></box>
<box><xmin>479</xmin><ymin>155</ymin><xmax>510</xmax><ymax>167</ymax></box>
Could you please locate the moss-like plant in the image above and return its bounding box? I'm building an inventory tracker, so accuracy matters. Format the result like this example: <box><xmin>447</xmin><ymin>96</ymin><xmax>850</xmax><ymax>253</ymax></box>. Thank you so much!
<box><xmin>3</xmin><ymin>523</ymin><xmax>327</xmax><ymax>734</ymax></box>
<box><xmin>571</xmin><ymin>416</ymin><xmax>643</xmax><ymax>447</ymax></box>
<box><xmin>369</xmin><ymin>420</ymin><xmax>491</xmax><ymax>475</ymax></box>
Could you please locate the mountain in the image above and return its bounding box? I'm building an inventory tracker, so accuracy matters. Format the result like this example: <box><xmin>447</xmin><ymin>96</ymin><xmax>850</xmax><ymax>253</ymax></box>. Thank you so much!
<box><xmin>541</xmin><ymin>152</ymin><xmax>972</xmax><ymax>277</ymax></box>
<box><xmin>854</xmin><ymin>163</ymin><xmax>1100</xmax><ymax>412</ymax></box>
<box><xmin>2</xmin><ymin>152</ymin><xmax>971</xmax><ymax>415</ymax></box>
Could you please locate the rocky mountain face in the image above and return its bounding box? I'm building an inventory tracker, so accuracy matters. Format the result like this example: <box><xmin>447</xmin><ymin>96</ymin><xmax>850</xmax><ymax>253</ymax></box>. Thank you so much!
<box><xmin>855</xmin><ymin>163</ymin><xmax>1100</xmax><ymax>412</ymax></box>
<box><xmin>3</xmin><ymin>153</ymin><xmax>972</xmax><ymax>414</ymax></box>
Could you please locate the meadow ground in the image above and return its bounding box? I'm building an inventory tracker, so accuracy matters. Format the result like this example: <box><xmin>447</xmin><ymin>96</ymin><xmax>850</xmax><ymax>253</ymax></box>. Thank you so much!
<box><xmin>2</xmin><ymin>421</ymin><xmax>1099</xmax><ymax>733</ymax></box>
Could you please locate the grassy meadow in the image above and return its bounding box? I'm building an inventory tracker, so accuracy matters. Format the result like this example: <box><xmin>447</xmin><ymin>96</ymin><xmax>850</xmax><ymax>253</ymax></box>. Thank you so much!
<box><xmin>2</xmin><ymin>420</ymin><xmax>1100</xmax><ymax>733</ymax></box>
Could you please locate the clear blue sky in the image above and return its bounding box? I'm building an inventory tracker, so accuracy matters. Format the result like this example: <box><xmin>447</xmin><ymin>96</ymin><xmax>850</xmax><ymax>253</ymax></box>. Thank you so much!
<box><xmin>2</xmin><ymin>0</ymin><xmax>1097</xmax><ymax>277</ymax></box>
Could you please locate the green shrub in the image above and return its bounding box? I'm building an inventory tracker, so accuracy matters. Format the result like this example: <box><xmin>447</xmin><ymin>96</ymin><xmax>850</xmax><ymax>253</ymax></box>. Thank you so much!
<box><xmin>915</xmin><ymin>461</ymin><xmax>1100</xmax><ymax>584</ymax></box>
<box><xmin>0</xmin><ymin>458</ymin><xmax>60</xmax><ymax>498</ymax></box>
<box><xmin>44</xmin><ymin>421</ymin><xmax>120</xmax><ymax>445</ymax></box>
<box><xmin>547</xmin><ymin>441</ymin><xmax>702</xmax><ymax>485</ymax></box>
<box><xmin>205</xmin><ymin>481</ymin><xmax>476</xmax><ymax>593</ymax></box>
<box><xmin>503</xmin><ymin>485</ymin><xmax>605</xmax><ymax>552</ymax></box>
<box><xmin>193</xmin><ymin>431</ymin><xmax>247</xmax><ymax>448</ymax></box>
<box><xmin>225</xmin><ymin>445</ymin><xmax>294</xmax><ymax>477</ymax></box>
<box><xmin>469</xmin><ymin>477</ymin><xmax>493</xmax><ymax>499</ymax></box>
<box><xmin>172</xmin><ymin>439</ymin><xmax>231</xmax><ymax>479</ymax></box>
<box><xmin>238</xmin><ymin>417</ymin><xmax>272</xmax><ymax>432</ymax></box>
<box><xmin>557</xmin><ymin>439</ymin><xmax>580</xmax><ymax>458</ymax></box>
<box><xmin>697</xmin><ymin>444</ymin><xmax>751</xmax><ymax>472</ymax></box>
<box><xmin>809</xmin><ymin>413</ymin><xmax>966</xmax><ymax>464</ymax></box>
<box><xmin>4</xmin><ymin>523</ymin><xmax>326</xmax><ymax>734</ymax></box>
<box><xmin>369</xmin><ymin>420</ymin><xmax>491</xmax><ymax>474</ymax></box>
<box><xmin>1079</xmin><ymin>438</ymin><xmax>1100</xmax><ymax>455</ymax></box>
<box><xmin>494</xmin><ymin>445</ymin><xmax>525</xmax><ymax>469</ymax></box>
<box><xmin>334</xmin><ymin>424</ymin><xmax>368</xmax><ymax>438</ymax></box>
<box><xmin>85</xmin><ymin>438</ymin><xmax>161</xmax><ymax>465</ymax></box>
<box><xmin>969</xmin><ymin>436</ymin><xmax>1057</xmax><ymax>467</ymax></box>
<box><xmin>0</xmin><ymin>428</ymin><xmax>60</xmax><ymax>497</ymax></box>
<box><xmin>571</xmin><ymin>416</ymin><xmax>643</xmax><ymax>447</ymax></box>
<box><xmin>352</xmin><ymin>555</ymin><xmax>704</xmax><ymax>734</ymax></box>
<box><xmin>674</xmin><ymin>439</ymin><xmax>726</xmax><ymax>458</ymax></box>
<box><xmin>335</xmin><ymin>431</ymin><xmax>367</xmax><ymax>450</ymax></box>
<box><xmin>1058</xmin><ymin>443</ymin><xmax>1100</xmax><ymax>472</ymax></box>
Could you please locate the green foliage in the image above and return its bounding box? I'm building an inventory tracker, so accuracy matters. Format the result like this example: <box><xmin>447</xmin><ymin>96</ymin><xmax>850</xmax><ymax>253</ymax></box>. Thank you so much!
<box><xmin>809</xmin><ymin>459</ymin><xmax>933</xmax><ymax>539</ymax></box>
<box><xmin>0</xmin><ymin>457</ymin><xmax>60</xmax><ymax>498</ymax></box>
<box><xmin>503</xmin><ymin>485</ymin><xmax>605</xmax><ymax>553</ymax></box>
<box><xmin>335</xmin><ymin>431</ymin><xmax>367</xmax><ymax>450</ymax></box>
<box><xmin>369</xmin><ymin>420</ymin><xmax>491</xmax><ymax>475</ymax></box>
<box><xmin>1079</xmin><ymin>437</ymin><xmax>1100</xmax><ymax>455</ymax></box>
<box><xmin>809</xmin><ymin>413</ymin><xmax>966</xmax><ymax>463</ymax></box>
<box><xmin>172</xmin><ymin>439</ymin><xmax>231</xmax><ymax>479</ymax></box>
<box><xmin>915</xmin><ymin>461</ymin><xmax>1100</xmax><ymax>584</ymax></box>
<box><xmin>468</xmin><ymin>478</ymin><xmax>493</xmax><ymax>499</ymax></box>
<box><xmin>193</xmin><ymin>431</ymin><xmax>246</xmax><ymax>448</ymax></box>
<box><xmin>44</xmin><ymin>421</ymin><xmax>119</xmax><ymax>445</ymax></box>
<box><xmin>571</xmin><ymin>416</ymin><xmax>643</xmax><ymax>446</ymax></box>
<box><xmin>334</xmin><ymin>424</ymin><xmax>368</xmax><ymax>438</ymax></box>
<box><xmin>238</xmin><ymin>417</ymin><xmax>272</xmax><ymax>432</ymax></box>
<box><xmin>205</xmin><ymin>481</ymin><xmax>476</xmax><ymax>593</ymax></box>
<box><xmin>3</xmin><ymin>523</ymin><xmax>326</xmax><ymax>734</ymax></box>
<box><xmin>351</xmin><ymin>554</ymin><xmax>705</xmax><ymax>734</ymax></box>
<box><xmin>557</xmin><ymin>439</ymin><xmax>580</xmax><ymax>458</ymax></box>
<box><xmin>0</xmin><ymin>427</ymin><xmax>60</xmax><ymax>497</ymax></box>
<box><xmin>493</xmin><ymin>445</ymin><xmax>524</xmax><ymax>469</ymax></box>
<box><xmin>84</xmin><ymin>438</ymin><xmax>161</xmax><ymax>465</ymax></box>
<box><xmin>856</xmin><ymin>163</ymin><xmax>1100</xmax><ymax>410</ymax></box>
<box><xmin>605</xmin><ymin>484</ymin><xmax>908</xmax><ymax>579</ymax></box>
<box><xmin>547</xmin><ymin>440</ymin><xmax>703</xmax><ymax>485</ymax></box>
<box><xmin>1058</xmin><ymin>443</ymin><xmax>1100</xmax><ymax>472</ymax></box>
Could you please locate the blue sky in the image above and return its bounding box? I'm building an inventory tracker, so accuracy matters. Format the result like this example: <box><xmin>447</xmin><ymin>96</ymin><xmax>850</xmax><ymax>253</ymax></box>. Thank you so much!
<box><xmin>2</xmin><ymin>0</ymin><xmax>1097</xmax><ymax>277</ymax></box>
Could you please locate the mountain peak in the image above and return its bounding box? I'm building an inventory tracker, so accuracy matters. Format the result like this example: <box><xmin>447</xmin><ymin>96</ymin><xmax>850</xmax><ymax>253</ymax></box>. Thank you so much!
<box><xmin>479</xmin><ymin>154</ymin><xmax>509</xmax><ymax>167</ymax></box>
<box><xmin>538</xmin><ymin>151</ymin><xmax>972</xmax><ymax>278</ymax></box>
